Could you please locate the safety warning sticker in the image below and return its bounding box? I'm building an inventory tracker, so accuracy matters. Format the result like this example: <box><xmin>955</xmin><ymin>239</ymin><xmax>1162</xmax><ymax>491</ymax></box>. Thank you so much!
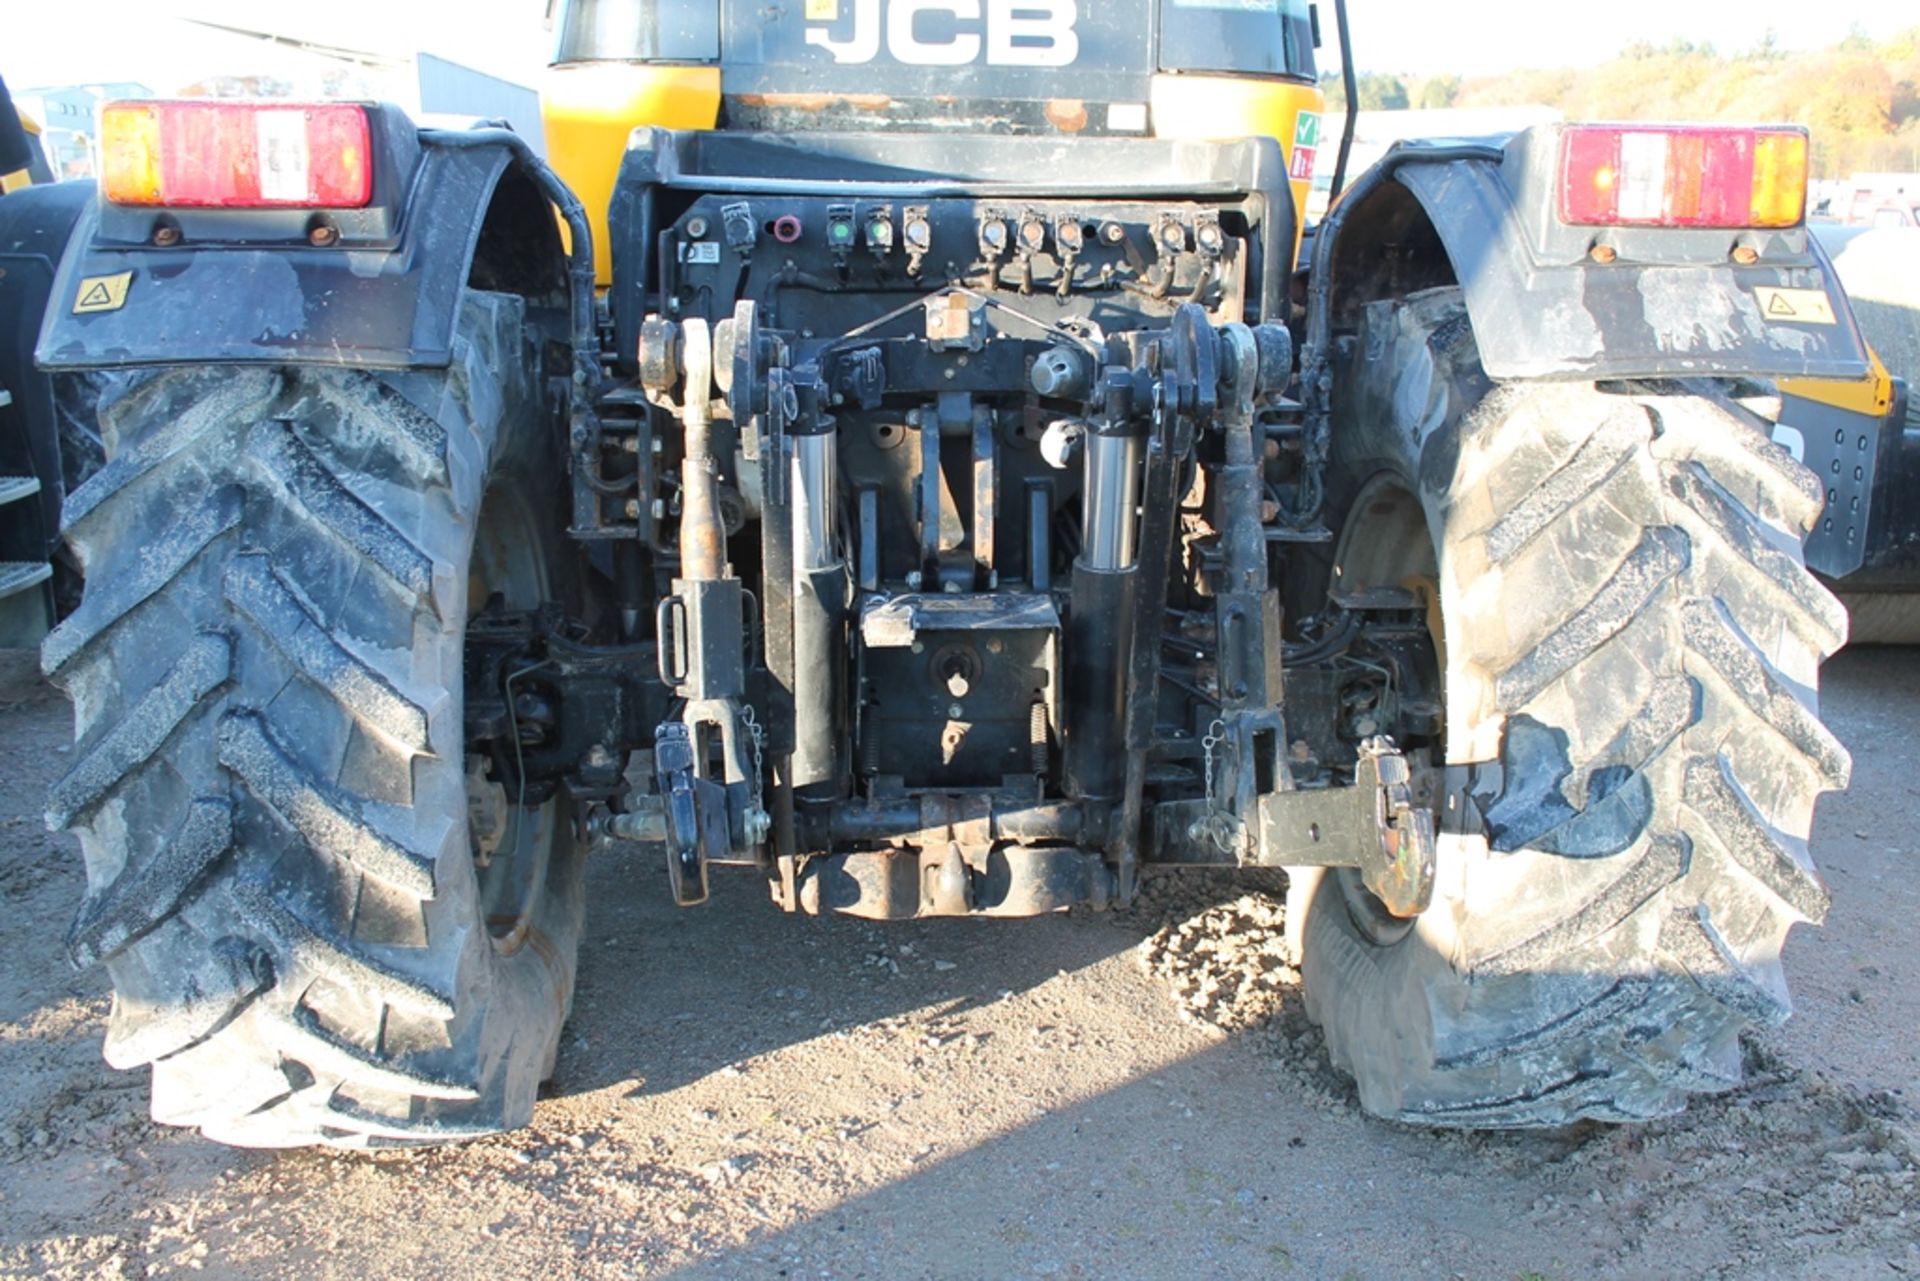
<box><xmin>1754</xmin><ymin>286</ymin><xmax>1837</xmax><ymax>326</ymax></box>
<box><xmin>73</xmin><ymin>271</ymin><xmax>133</xmax><ymax>315</ymax></box>
<box><xmin>1290</xmin><ymin>112</ymin><xmax>1320</xmax><ymax>183</ymax></box>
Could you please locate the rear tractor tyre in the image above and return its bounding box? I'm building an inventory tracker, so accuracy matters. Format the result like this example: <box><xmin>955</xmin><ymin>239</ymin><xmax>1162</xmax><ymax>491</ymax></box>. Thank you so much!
<box><xmin>44</xmin><ymin>292</ymin><xmax>585</xmax><ymax>1147</ymax></box>
<box><xmin>1288</xmin><ymin>287</ymin><xmax>1851</xmax><ymax>1126</ymax></box>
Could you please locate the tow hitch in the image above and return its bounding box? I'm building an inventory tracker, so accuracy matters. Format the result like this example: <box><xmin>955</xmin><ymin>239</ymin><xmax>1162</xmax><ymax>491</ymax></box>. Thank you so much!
<box><xmin>1151</xmin><ymin>737</ymin><xmax>1437</xmax><ymax>920</ymax></box>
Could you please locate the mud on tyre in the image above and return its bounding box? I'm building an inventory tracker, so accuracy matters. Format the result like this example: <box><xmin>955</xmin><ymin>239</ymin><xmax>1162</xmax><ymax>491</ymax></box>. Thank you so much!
<box><xmin>44</xmin><ymin>292</ymin><xmax>585</xmax><ymax>1147</ymax></box>
<box><xmin>1287</xmin><ymin>288</ymin><xmax>1851</xmax><ymax>1126</ymax></box>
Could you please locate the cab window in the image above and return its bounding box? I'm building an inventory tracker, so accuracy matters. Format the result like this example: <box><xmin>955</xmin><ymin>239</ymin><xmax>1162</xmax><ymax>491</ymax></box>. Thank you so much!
<box><xmin>1159</xmin><ymin>0</ymin><xmax>1317</xmax><ymax>79</ymax></box>
<box><xmin>553</xmin><ymin>0</ymin><xmax>720</xmax><ymax>63</ymax></box>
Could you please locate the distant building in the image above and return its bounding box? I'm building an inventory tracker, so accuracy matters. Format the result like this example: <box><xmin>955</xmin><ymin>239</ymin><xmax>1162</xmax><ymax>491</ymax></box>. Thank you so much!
<box><xmin>169</xmin><ymin>24</ymin><xmax>546</xmax><ymax>157</ymax></box>
<box><xmin>1812</xmin><ymin>173</ymin><xmax>1920</xmax><ymax>229</ymax></box>
<box><xmin>14</xmin><ymin>83</ymin><xmax>152</xmax><ymax>179</ymax></box>
<box><xmin>17</xmin><ymin>22</ymin><xmax>544</xmax><ymax>181</ymax></box>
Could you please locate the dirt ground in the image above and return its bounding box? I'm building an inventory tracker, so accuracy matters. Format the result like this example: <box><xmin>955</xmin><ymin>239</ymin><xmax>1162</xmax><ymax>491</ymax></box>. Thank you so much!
<box><xmin>1</xmin><ymin>644</ymin><xmax>1916</xmax><ymax>1281</ymax></box>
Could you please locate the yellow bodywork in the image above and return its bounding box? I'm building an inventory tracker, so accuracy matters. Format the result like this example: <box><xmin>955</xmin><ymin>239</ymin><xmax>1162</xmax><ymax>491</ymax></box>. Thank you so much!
<box><xmin>540</xmin><ymin>65</ymin><xmax>1325</xmax><ymax>288</ymax></box>
<box><xmin>1</xmin><ymin>110</ymin><xmax>43</xmax><ymax>194</ymax></box>
<box><xmin>1779</xmin><ymin>348</ymin><xmax>1897</xmax><ymax>419</ymax></box>
<box><xmin>541</xmin><ymin>63</ymin><xmax>723</xmax><ymax>285</ymax></box>
<box><xmin>1149</xmin><ymin>73</ymin><xmax>1325</xmax><ymax>259</ymax></box>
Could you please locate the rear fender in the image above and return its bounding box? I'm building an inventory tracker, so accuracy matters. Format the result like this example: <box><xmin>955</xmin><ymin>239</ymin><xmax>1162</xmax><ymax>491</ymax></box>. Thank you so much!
<box><xmin>0</xmin><ymin>180</ymin><xmax>96</xmax><ymax>544</ymax></box>
<box><xmin>1321</xmin><ymin>127</ymin><xmax>1872</xmax><ymax>384</ymax></box>
<box><xmin>35</xmin><ymin>112</ymin><xmax>568</xmax><ymax>372</ymax></box>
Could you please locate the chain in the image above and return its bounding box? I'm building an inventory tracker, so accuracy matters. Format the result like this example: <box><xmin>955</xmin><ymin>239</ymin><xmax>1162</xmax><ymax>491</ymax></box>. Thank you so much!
<box><xmin>1200</xmin><ymin>718</ymin><xmax>1238</xmax><ymax>855</ymax></box>
<box><xmin>1201</xmin><ymin>718</ymin><xmax>1226</xmax><ymax>809</ymax></box>
<box><xmin>740</xmin><ymin>704</ymin><xmax>766</xmax><ymax>817</ymax></box>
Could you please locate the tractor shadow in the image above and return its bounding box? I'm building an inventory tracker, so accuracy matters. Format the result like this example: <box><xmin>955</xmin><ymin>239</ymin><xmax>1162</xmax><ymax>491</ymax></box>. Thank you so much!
<box><xmin>548</xmin><ymin>849</ymin><xmax>1273</xmax><ymax>1102</ymax></box>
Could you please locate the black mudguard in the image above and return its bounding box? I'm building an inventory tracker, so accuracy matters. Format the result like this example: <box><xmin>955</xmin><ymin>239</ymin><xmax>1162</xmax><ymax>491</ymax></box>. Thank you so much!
<box><xmin>1324</xmin><ymin>128</ymin><xmax>1873</xmax><ymax>384</ymax></box>
<box><xmin>35</xmin><ymin>118</ymin><xmax>551</xmax><ymax>373</ymax></box>
<box><xmin>0</xmin><ymin>180</ymin><xmax>95</xmax><ymax>563</ymax></box>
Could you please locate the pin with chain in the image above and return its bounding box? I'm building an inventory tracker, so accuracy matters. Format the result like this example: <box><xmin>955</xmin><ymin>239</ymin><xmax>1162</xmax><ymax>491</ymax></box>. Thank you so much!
<box><xmin>1197</xmin><ymin>718</ymin><xmax>1239</xmax><ymax>856</ymax></box>
<box><xmin>740</xmin><ymin>704</ymin><xmax>771</xmax><ymax>847</ymax></box>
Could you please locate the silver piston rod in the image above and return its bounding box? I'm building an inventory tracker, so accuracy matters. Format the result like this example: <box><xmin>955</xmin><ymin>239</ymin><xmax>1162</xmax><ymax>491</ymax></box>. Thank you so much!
<box><xmin>790</xmin><ymin>424</ymin><xmax>847</xmax><ymax>798</ymax></box>
<box><xmin>792</xmin><ymin>434</ymin><xmax>838</xmax><ymax>572</ymax></box>
<box><xmin>1081</xmin><ymin>432</ymin><xmax>1143</xmax><ymax>571</ymax></box>
<box><xmin>1065</xmin><ymin>425</ymin><xmax>1145</xmax><ymax>800</ymax></box>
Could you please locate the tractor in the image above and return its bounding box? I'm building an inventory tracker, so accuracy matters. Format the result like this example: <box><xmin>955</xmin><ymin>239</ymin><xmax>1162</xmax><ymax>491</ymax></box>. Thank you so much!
<box><xmin>14</xmin><ymin>1</ymin><xmax>1877</xmax><ymax>1146</ymax></box>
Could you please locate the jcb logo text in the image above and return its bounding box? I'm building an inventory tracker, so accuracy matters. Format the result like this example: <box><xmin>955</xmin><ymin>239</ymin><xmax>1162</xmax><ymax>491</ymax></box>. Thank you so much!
<box><xmin>806</xmin><ymin>0</ymin><xmax>1081</xmax><ymax>68</ymax></box>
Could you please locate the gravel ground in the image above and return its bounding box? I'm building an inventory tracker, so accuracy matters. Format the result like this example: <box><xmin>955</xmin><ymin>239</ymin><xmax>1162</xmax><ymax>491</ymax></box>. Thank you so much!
<box><xmin>1</xmin><ymin>645</ymin><xmax>1916</xmax><ymax>1281</ymax></box>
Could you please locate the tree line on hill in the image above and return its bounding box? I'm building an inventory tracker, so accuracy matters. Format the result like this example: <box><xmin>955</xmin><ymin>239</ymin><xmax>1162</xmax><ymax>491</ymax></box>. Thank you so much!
<box><xmin>1323</xmin><ymin>26</ymin><xmax>1920</xmax><ymax>178</ymax></box>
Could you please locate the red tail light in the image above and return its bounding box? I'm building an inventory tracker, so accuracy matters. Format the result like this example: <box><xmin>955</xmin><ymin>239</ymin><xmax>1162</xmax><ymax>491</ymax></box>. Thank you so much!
<box><xmin>101</xmin><ymin>101</ymin><xmax>373</xmax><ymax>209</ymax></box>
<box><xmin>1559</xmin><ymin>125</ymin><xmax>1808</xmax><ymax>230</ymax></box>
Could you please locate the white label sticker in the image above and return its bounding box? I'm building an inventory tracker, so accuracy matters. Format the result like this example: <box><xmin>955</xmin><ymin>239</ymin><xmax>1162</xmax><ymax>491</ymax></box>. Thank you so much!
<box><xmin>682</xmin><ymin>241</ymin><xmax>722</xmax><ymax>265</ymax></box>
<box><xmin>1754</xmin><ymin>286</ymin><xmax>1838</xmax><ymax>326</ymax></box>
<box><xmin>255</xmin><ymin>111</ymin><xmax>311</xmax><ymax>203</ymax></box>
<box><xmin>1770</xmin><ymin>421</ymin><xmax>1806</xmax><ymax>464</ymax></box>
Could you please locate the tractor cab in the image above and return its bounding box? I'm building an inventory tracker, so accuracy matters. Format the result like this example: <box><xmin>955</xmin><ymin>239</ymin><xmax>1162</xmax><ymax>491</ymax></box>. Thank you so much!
<box><xmin>543</xmin><ymin>0</ymin><xmax>1329</xmax><ymax>281</ymax></box>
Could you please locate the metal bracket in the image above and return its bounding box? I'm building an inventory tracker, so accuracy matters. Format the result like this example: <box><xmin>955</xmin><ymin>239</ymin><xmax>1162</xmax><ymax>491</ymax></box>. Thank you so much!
<box><xmin>655</xmin><ymin>722</ymin><xmax>730</xmax><ymax>907</ymax></box>
<box><xmin>1255</xmin><ymin>737</ymin><xmax>1436</xmax><ymax>919</ymax></box>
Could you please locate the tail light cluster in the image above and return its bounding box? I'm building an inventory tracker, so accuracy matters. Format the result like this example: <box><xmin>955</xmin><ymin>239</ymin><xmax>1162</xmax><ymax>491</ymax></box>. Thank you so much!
<box><xmin>100</xmin><ymin>101</ymin><xmax>373</xmax><ymax>209</ymax></box>
<box><xmin>1559</xmin><ymin>125</ymin><xmax>1809</xmax><ymax>230</ymax></box>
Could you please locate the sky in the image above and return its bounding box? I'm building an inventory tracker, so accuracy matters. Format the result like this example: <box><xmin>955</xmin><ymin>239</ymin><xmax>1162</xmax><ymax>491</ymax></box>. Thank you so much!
<box><xmin>3</xmin><ymin>0</ymin><xmax>1917</xmax><ymax>94</ymax></box>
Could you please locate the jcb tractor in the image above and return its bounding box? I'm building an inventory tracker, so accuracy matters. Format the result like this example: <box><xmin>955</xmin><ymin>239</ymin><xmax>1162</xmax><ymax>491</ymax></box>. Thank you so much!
<box><xmin>15</xmin><ymin>1</ymin><xmax>1877</xmax><ymax>1146</ymax></box>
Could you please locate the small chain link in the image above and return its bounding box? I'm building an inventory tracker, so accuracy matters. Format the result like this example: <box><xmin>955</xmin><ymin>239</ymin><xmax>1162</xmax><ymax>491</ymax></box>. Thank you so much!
<box><xmin>1201</xmin><ymin>718</ymin><xmax>1226</xmax><ymax>808</ymax></box>
<box><xmin>740</xmin><ymin>704</ymin><xmax>766</xmax><ymax>817</ymax></box>
<box><xmin>1200</xmin><ymin>718</ymin><xmax>1238</xmax><ymax>855</ymax></box>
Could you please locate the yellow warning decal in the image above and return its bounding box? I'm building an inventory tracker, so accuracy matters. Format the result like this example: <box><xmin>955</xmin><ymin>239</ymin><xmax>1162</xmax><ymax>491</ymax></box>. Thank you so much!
<box><xmin>806</xmin><ymin>0</ymin><xmax>837</xmax><ymax>17</ymax></box>
<box><xmin>1755</xmin><ymin>286</ymin><xmax>1837</xmax><ymax>326</ymax></box>
<box><xmin>73</xmin><ymin>272</ymin><xmax>134</xmax><ymax>315</ymax></box>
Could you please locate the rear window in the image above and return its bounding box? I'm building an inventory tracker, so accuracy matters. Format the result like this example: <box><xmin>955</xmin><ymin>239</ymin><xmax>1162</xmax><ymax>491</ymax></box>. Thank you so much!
<box><xmin>1159</xmin><ymin>0</ymin><xmax>1317</xmax><ymax>78</ymax></box>
<box><xmin>554</xmin><ymin>0</ymin><xmax>719</xmax><ymax>63</ymax></box>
